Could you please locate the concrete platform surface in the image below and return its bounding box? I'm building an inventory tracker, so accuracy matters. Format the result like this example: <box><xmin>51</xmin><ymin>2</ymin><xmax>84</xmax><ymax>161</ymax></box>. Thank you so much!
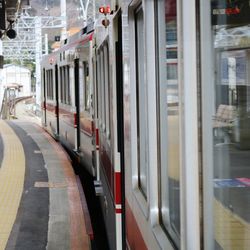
<box><xmin>0</xmin><ymin>120</ymin><xmax>90</xmax><ymax>250</ymax></box>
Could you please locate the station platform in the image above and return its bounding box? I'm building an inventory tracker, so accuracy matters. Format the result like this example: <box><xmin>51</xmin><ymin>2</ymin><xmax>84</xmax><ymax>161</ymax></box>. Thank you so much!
<box><xmin>0</xmin><ymin>119</ymin><xmax>91</xmax><ymax>250</ymax></box>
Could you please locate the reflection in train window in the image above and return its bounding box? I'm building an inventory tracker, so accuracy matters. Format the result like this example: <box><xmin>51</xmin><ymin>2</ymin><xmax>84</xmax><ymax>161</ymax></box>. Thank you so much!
<box><xmin>157</xmin><ymin>0</ymin><xmax>180</xmax><ymax>246</ymax></box>
<box><xmin>135</xmin><ymin>5</ymin><xmax>148</xmax><ymax>198</ymax></box>
<box><xmin>202</xmin><ymin>0</ymin><xmax>250</xmax><ymax>248</ymax></box>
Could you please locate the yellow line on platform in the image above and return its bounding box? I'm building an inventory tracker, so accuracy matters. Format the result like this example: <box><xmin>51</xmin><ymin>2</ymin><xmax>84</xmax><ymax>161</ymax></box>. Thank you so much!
<box><xmin>214</xmin><ymin>198</ymin><xmax>250</xmax><ymax>249</ymax></box>
<box><xmin>0</xmin><ymin>121</ymin><xmax>25</xmax><ymax>250</ymax></box>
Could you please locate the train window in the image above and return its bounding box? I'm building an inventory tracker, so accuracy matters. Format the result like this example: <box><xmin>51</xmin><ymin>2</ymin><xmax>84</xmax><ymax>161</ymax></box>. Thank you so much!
<box><xmin>46</xmin><ymin>69</ymin><xmax>53</xmax><ymax>100</ymax></box>
<box><xmin>66</xmin><ymin>65</ymin><xmax>71</xmax><ymax>105</ymax></box>
<box><xmin>59</xmin><ymin>67</ymin><xmax>64</xmax><ymax>102</ymax></box>
<box><xmin>93</xmin><ymin>58</ymin><xmax>98</xmax><ymax>118</ymax></box>
<box><xmin>83</xmin><ymin>61</ymin><xmax>91</xmax><ymax>112</ymax></box>
<box><xmin>97</xmin><ymin>53</ymin><xmax>102</xmax><ymax>123</ymax></box>
<box><xmin>135</xmin><ymin>5</ymin><xmax>148</xmax><ymax>197</ymax></box>
<box><xmin>96</xmin><ymin>43</ymin><xmax>110</xmax><ymax>138</ymax></box>
<box><xmin>156</xmin><ymin>0</ymin><xmax>180</xmax><ymax>245</ymax></box>
<box><xmin>104</xmin><ymin>43</ymin><xmax>111</xmax><ymax>139</ymax></box>
<box><xmin>46</xmin><ymin>69</ymin><xmax>54</xmax><ymax>100</ymax></box>
<box><xmin>201</xmin><ymin>1</ymin><xmax>250</xmax><ymax>248</ymax></box>
<box><xmin>101</xmin><ymin>48</ymin><xmax>106</xmax><ymax>132</ymax></box>
<box><xmin>59</xmin><ymin>65</ymin><xmax>71</xmax><ymax>105</ymax></box>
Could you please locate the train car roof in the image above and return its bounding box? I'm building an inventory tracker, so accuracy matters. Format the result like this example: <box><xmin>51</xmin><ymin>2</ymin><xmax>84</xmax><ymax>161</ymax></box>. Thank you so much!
<box><xmin>41</xmin><ymin>22</ymin><xmax>94</xmax><ymax>63</ymax></box>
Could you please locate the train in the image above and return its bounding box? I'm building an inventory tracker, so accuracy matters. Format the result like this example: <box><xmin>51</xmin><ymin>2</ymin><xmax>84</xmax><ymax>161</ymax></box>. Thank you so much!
<box><xmin>41</xmin><ymin>0</ymin><xmax>250</xmax><ymax>249</ymax></box>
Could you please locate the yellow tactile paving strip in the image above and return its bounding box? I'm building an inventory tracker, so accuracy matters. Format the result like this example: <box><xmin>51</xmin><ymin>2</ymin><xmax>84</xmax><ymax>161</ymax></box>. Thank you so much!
<box><xmin>0</xmin><ymin>120</ymin><xmax>25</xmax><ymax>250</ymax></box>
<box><xmin>214</xmin><ymin>198</ymin><xmax>250</xmax><ymax>249</ymax></box>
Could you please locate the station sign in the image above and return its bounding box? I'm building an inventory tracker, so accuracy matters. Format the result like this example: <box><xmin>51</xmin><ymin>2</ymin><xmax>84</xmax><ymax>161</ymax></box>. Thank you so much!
<box><xmin>0</xmin><ymin>0</ymin><xmax>5</xmax><ymax>30</ymax></box>
<box><xmin>211</xmin><ymin>0</ymin><xmax>250</xmax><ymax>26</ymax></box>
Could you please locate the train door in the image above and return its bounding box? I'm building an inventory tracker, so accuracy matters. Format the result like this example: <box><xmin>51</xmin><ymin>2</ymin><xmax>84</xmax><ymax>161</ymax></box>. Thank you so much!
<box><xmin>42</xmin><ymin>68</ymin><xmax>47</xmax><ymax>126</ymax></box>
<box><xmin>74</xmin><ymin>58</ymin><xmax>80</xmax><ymax>151</ymax></box>
<box><xmin>55</xmin><ymin>64</ymin><xmax>59</xmax><ymax>137</ymax></box>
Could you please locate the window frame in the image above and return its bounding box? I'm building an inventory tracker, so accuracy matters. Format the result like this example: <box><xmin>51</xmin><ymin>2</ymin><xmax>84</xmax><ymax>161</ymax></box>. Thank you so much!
<box><xmin>134</xmin><ymin>3</ymin><xmax>149</xmax><ymax>199</ymax></box>
<box><xmin>97</xmin><ymin>40</ymin><xmax>111</xmax><ymax>141</ymax></box>
<box><xmin>156</xmin><ymin>0</ymin><xmax>181</xmax><ymax>246</ymax></box>
<box><xmin>46</xmin><ymin>69</ymin><xmax>54</xmax><ymax>101</ymax></box>
<box><xmin>83</xmin><ymin>61</ymin><xmax>91</xmax><ymax>112</ymax></box>
<box><xmin>59</xmin><ymin>65</ymin><xmax>71</xmax><ymax>105</ymax></box>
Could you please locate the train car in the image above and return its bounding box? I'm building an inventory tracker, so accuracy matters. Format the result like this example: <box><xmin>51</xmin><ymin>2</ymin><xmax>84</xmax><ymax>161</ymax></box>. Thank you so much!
<box><xmin>120</xmin><ymin>0</ymin><xmax>250</xmax><ymax>249</ymax></box>
<box><xmin>41</xmin><ymin>25</ymin><xmax>95</xmax><ymax>176</ymax></box>
<box><xmin>41</xmin><ymin>0</ymin><xmax>250</xmax><ymax>249</ymax></box>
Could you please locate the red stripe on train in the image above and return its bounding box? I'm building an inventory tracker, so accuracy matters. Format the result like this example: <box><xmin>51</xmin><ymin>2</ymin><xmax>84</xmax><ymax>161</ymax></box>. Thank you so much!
<box><xmin>115</xmin><ymin>172</ymin><xmax>121</xmax><ymax>205</ymax></box>
<box><xmin>116</xmin><ymin>208</ymin><xmax>122</xmax><ymax>214</ymax></box>
<box><xmin>96</xmin><ymin>128</ymin><xmax>99</xmax><ymax>147</ymax></box>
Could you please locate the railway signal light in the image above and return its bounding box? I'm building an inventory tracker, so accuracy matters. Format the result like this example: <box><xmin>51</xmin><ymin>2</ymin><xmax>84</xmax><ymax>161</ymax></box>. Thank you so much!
<box><xmin>99</xmin><ymin>6</ymin><xmax>110</xmax><ymax>15</ymax></box>
<box><xmin>102</xmin><ymin>19</ymin><xmax>110</xmax><ymax>28</ymax></box>
<box><xmin>99</xmin><ymin>6</ymin><xmax>111</xmax><ymax>28</ymax></box>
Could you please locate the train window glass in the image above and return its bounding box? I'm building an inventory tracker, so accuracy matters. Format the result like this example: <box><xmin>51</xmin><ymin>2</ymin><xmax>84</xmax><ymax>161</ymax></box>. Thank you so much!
<box><xmin>46</xmin><ymin>70</ymin><xmax>49</xmax><ymax>99</ymax></box>
<box><xmin>59</xmin><ymin>67</ymin><xmax>64</xmax><ymax>103</ymax></box>
<box><xmin>104</xmin><ymin>43</ymin><xmax>110</xmax><ymax>138</ymax></box>
<box><xmin>135</xmin><ymin>5</ymin><xmax>148</xmax><ymax>197</ymax></box>
<box><xmin>100</xmin><ymin>48</ymin><xmax>106</xmax><ymax>131</ymax></box>
<box><xmin>157</xmin><ymin>0</ymin><xmax>180</xmax><ymax>245</ymax></box>
<box><xmin>93</xmin><ymin>58</ymin><xmax>98</xmax><ymax>118</ymax></box>
<box><xmin>50</xmin><ymin>70</ymin><xmax>54</xmax><ymax>100</ymax></box>
<box><xmin>201</xmin><ymin>1</ymin><xmax>250</xmax><ymax>248</ymax></box>
<box><xmin>63</xmin><ymin>66</ymin><xmax>67</xmax><ymax>103</ymax></box>
<box><xmin>83</xmin><ymin>61</ymin><xmax>91</xmax><ymax>112</ymax></box>
<box><xmin>66</xmin><ymin>65</ymin><xmax>71</xmax><ymax>105</ymax></box>
<box><xmin>97</xmin><ymin>53</ymin><xmax>102</xmax><ymax>123</ymax></box>
<box><xmin>59</xmin><ymin>65</ymin><xmax>70</xmax><ymax>105</ymax></box>
<box><xmin>46</xmin><ymin>69</ymin><xmax>53</xmax><ymax>100</ymax></box>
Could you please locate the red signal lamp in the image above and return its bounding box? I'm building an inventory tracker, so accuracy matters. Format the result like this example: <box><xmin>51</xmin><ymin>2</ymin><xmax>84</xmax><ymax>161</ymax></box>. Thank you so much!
<box><xmin>99</xmin><ymin>6</ymin><xmax>110</xmax><ymax>15</ymax></box>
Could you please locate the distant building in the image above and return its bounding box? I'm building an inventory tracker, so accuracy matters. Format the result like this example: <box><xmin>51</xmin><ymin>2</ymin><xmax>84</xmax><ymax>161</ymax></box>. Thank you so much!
<box><xmin>0</xmin><ymin>64</ymin><xmax>32</xmax><ymax>105</ymax></box>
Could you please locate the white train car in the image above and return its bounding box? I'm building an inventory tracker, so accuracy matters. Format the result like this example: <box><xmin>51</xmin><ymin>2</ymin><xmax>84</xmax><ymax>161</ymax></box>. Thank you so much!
<box><xmin>42</xmin><ymin>0</ymin><xmax>250</xmax><ymax>249</ymax></box>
